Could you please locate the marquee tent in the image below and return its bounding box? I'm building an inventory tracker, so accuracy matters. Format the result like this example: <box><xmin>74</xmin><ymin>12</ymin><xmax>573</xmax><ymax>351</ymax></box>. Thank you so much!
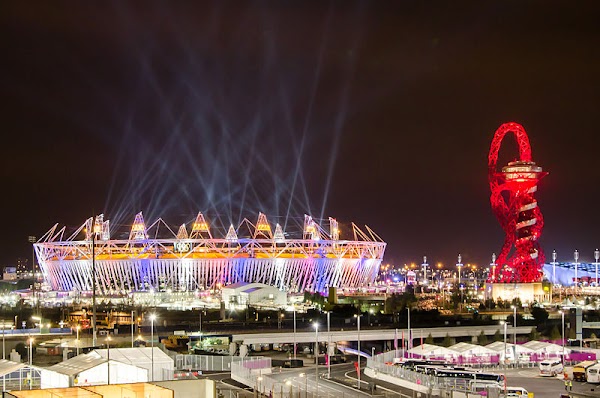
<box><xmin>93</xmin><ymin>347</ymin><xmax>174</xmax><ymax>382</ymax></box>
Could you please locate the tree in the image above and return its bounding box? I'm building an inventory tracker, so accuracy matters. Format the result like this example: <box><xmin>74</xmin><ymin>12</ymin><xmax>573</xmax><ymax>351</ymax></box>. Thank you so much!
<box><xmin>531</xmin><ymin>306</ymin><xmax>549</xmax><ymax>325</ymax></box>
<box><xmin>442</xmin><ymin>333</ymin><xmax>452</xmax><ymax>347</ymax></box>
<box><xmin>529</xmin><ymin>328</ymin><xmax>540</xmax><ymax>341</ymax></box>
<box><xmin>425</xmin><ymin>333</ymin><xmax>434</xmax><ymax>344</ymax></box>
<box><xmin>15</xmin><ymin>342</ymin><xmax>27</xmax><ymax>359</ymax></box>
<box><xmin>494</xmin><ymin>329</ymin><xmax>502</xmax><ymax>342</ymax></box>
<box><xmin>477</xmin><ymin>330</ymin><xmax>488</xmax><ymax>345</ymax></box>
<box><xmin>549</xmin><ymin>325</ymin><xmax>561</xmax><ymax>340</ymax></box>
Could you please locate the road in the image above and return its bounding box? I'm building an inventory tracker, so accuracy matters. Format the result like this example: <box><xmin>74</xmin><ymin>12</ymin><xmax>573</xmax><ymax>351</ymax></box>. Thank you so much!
<box><xmin>214</xmin><ymin>359</ymin><xmax>600</xmax><ymax>398</ymax></box>
<box><xmin>500</xmin><ymin>367</ymin><xmax>600</xmax><ymax>398</ymax></box>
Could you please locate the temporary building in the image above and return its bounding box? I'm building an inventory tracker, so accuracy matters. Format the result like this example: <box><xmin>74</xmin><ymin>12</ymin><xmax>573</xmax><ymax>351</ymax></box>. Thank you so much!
<box><xmin>0</xmin><ymin>359</ymin><xmax>37</xmax><ymax>391</ymax></box>
<box><xmin>447</xmin><ymin>342</ymin><xmax>498</xmax><ymax>365</ymax></box>
<box><xmin>39</xmin><ymin>353</ymin><xmax>148</xmax><ymax>388</ymax></box>
<box><xmin>449</xmin><ymin>342</ymin><xmax>496</xmax><ymax>355</ymax></box>
<box><xmin>407</xmin><ymin>344</ymin><xmax>455</xmax><ymax>358</ymax></box>
<box><xmin>522</xmin><ymin>341</ymin><xmax>571</xmax><ymax>355</ymax></box>
<box><xmin>222</xmin><ymin>282</ymin><xmax>286</xmax><ymax>309</ymax></box>
<box><xmin>93</xmin><ymin>347</ymin><xmax>174</xmax><ymax>382</ymax></box>
<box><xmin>5</xmin><ymin>382</ymin><xmax>175</xmax><ymax>398</ymax></box>
<box><xmin>485</xmin><ymin>341</ymin><xmax>535</xmax><ymax>361</ymax></box>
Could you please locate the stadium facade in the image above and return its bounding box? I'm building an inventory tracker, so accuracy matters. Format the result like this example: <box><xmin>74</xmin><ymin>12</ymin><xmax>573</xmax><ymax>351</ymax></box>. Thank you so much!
<box><xmin>34</xmin><ymin>212</ymin><xmax>386</xmax><ymax>294</ymax></box>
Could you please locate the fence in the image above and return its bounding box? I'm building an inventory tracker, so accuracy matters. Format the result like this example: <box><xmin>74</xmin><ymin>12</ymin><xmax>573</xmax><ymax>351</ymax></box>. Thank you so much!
<box><xmin>230</xmin><ymin>357</ymin><xmax>369</xmax><ymax>398</ymax></box>
<box><xmin>175</xmin><ymin>354</ymin><xmax>233</xmax><ymax>372</ymax></box>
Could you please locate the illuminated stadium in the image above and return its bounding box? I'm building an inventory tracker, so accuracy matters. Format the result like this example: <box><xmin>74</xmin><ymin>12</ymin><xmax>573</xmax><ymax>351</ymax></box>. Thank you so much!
<box><xmin>33</xmin><ymin>212</ymin><xmax>386</xmax><ymax>294</ymax></box>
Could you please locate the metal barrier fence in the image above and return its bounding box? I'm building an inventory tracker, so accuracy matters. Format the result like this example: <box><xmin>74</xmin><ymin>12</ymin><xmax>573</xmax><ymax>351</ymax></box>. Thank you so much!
<box><xmin>175</xmin><ymin>354</ymin><xmax>233</xmax><ymax>371</ymax></box>
<box><xmin>230</xmin><ymin>357</ymin><xmax>366</xmax><ymax>398</ymax></box>
<box><xmin>366</xmin><ymin>350</ymin><xmax>510</xmax><ymax>396</ymax></box>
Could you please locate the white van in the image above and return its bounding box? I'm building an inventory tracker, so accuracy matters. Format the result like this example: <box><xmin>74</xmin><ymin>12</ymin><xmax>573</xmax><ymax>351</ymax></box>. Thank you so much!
<box><xmin>586</xmin><ymin>363</ymin><xmax>600</xmax><ymax>383</ymax></box>
<box><xmin>539</xmin><ymin>359</ymin><xmax>563</xmax><ymax>377</ymax></box>
<box><xmin>504</xmin><ymin>387</ymin><xmax>528</xmax><ymax>397</ymax></box>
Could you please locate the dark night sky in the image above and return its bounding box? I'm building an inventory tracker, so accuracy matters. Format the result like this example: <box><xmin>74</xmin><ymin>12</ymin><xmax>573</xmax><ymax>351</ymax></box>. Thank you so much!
<box><xmin>1</xmin><ymin>1</ymin><xmax>600</xmax><ymax>269</ymax></box>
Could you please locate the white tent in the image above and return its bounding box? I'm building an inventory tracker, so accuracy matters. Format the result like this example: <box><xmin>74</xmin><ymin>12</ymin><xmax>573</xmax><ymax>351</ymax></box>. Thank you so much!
<box><xmin>448</xmin><ymin>342</ymin><xmax>497</xmax><ymax>356</ymax></box>
<box><xmin>522</xmin><ymin>341</ymin><xmax>571</xmax><ymax>355</ymax></box>
<box><xmin>486</xmin><ymin>341</ymin><xmax>535</xmax><ymax>361</ymax></box>
<box><xmin>407</xmin><ymin>344</ymin><xmax>455</xmax><ymax>358</ymax></box>
<box><xmin>93</xmin><ymin>347</ymin><xmax>174</xmax><ymax>382</ymax></box>
<box><xmin>40</xmin><ymin>353</ymin><xmax>148</xmax><ymax>388</ymax></box>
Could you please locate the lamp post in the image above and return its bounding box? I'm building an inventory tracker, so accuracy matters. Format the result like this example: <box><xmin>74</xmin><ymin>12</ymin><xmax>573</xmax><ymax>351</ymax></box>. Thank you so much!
<box><xmin>407</xmin><ymin>306</ymin><xmax>411</xmax><ymax>358</ymax></box>
<box><xmin>293</xmin><ymin>305</ymin><xmax>297</xmax><ymax>359</ymax></box>
<box><xmin>76</xmin><ymin>325</ymin><xmax>81</xmax><ymax>356</ymax></box>
<box><xmin>501</xmin><ymin>321</ymin><xmax>507</xmax><ymax>366</ymax></box>
<box><xmin>326</xmin><ymin>311</ymin><xmax>331</xmax><ymax>379</ymax></box>
<box><xmin>1</xmin><ymin>321</ymin><xmax>5</xmax><ymax>360</ymax></box>
<box><xmin>28</xmin><ymin>336</ymin><xmax>33</xmax><ymax>367</ymax></box>
<box><xmin>313</xmin><ymin>322</ymin><xmax>319</xmax><ymax>396</ymax></box>
<box><xmin>490</xmin><ymin>253</ymin><xmax>497</xmax><ymax>282</ymax></box>
<box><xmin>91</xmin><ymin>223</ymin><xmax>99</xmax><ymax>348</ymax></box>
<box><xmin>299</xmin><ymin>372</ymin><xmax>307</xmax><ymax>398</ymax></box>
<box><xmin>28</xmin><ymin>236</ymin><xmax>37</xmax><ymax>316</ymax></box>
<box><xmin>256</xmin><ymin>375</ymin><xmax>263</xmax><ymax>398</ymax></box>
<box><xmin>199</xmin><ymin>307</ymin><xmax>203</xmax><ymax>334</ymax></box>
<box><xmin>150</xmin><ymin>314</ymin><xmax>156</xmax><ymax>382</ymax></box>
<box><xmin>456</xmin><ymin>254</ymin><xmax>463</xmax><ymax>287</ymax></box>
<box><xmin>574</xmin><ymin>250</ymin><xmax>579</xmax><ymax>289</ymax></box>
<box><xmin>595</xmin><ymin>249</ymin><xmax>600</xmax><ymax>287</ymax></box>
<box><xmin>551</xmin><ymin>250</ymin><xmax>558</xmax><ymax>286</ymax></box>
<box><xmin>512</xmin><ymin>305</ymin><xmax>517</xmax><ymax>364</ymax></box>
<box><xmin>560</xmin><ymin>310</ymin><xmax>565</xmax><ymax>361</ymax></box>
<box><xmin>354</xmin><ymin>313</ymin><xmax>362</xmax><ymax>389</ymax></box>
<box><xmin>106</xmin><ymin>336</ymin><xmax>111</xmax><ymax>385</ymax></box>
<box><xmin>422</xmin><ymin>256</ymin><xmax>428</xmax><ymax>289</ymax></box>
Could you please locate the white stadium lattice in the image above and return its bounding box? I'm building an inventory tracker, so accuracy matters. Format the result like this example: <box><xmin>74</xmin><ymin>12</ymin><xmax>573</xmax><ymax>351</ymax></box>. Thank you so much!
<box><xmin>34</xmin><ymin>212</ymin><xmax>386</xmax><ymax>294</ymax></box>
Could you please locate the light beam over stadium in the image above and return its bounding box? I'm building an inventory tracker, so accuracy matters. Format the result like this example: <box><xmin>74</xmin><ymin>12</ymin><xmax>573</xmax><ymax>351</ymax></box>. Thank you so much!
<box><xmin>34</xmin><ymin>213</ymin><xmax>386</xmax><ymax>294</ymax></box>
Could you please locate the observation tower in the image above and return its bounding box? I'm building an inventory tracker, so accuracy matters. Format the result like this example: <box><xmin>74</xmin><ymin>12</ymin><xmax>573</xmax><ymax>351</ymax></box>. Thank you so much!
<box><xmin>488</xmin><ymin>122</ymin><xmax>547</xmax><ymax>284</ymax></box>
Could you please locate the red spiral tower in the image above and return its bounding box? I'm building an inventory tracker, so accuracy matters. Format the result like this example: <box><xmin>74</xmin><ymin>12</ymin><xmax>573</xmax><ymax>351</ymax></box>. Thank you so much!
<box><xmin>488</xmin><ymin>122</ymin><xmax>547</xmax><ymax>283</ymax></box>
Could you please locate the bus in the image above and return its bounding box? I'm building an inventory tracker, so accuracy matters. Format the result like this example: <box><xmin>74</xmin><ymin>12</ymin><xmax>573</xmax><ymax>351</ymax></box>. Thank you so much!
<box><xmin>433</xmin><ymin>368</ymin><xmax>505</xmax><ymax>387</ymax></box>
<box><xmin>586</xmin><ymin>363</ymin><xmax>600</xmax><ymax>383</ymax></box>
<box><xmin>539</xmin><ymin>359</ymin><xmax>563</xmax><ymax>377</ymax></box>
<box><xmin>573</xmin><ymin>360</ymin><xmax>597</xmax><ymax>381</ymax></box>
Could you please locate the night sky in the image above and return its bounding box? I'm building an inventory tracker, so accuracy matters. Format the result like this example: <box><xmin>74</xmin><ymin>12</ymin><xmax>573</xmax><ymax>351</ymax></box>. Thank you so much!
<box><xmin>2</xmin><ymin>2</ymin><xmax>600</xmax><ymax>269</ymax></box>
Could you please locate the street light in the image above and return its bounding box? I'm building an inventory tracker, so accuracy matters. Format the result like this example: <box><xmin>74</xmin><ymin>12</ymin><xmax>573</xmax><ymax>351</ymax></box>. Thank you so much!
<box><xmin>552</xmin><ymin>250</ymin><xmax>558</xmax><ymax>285</ymax></box>
<box><xmin>511</xmin><ymin>305</ymin><xmax>517</xmax><ymax>364</ymax></box>
<box><xmin>559</xmin><ymin>310</ymin><xmax>565</xmax><ymax>361</ymax></box>
<box><xmin>76</xmin><ymin>325</ymin><xmax>81</xmax><ymax>356</ymax></box>
<box><xmin>149</xmin><ymin>314</ymin><xmax>156</xmax><ymax>382</ymax></box>
<box><xmin>91</xmin><ymin>220</ymin><xmax>101</xmax><ymax>348</ymax></box>
<box><xmin>28</xmin><ymin>236</ymin><xmax>37</xmax><ymax>316</ymax></box>
<box><xmin>500</xmin><ymin>321</ymin><xmax>507</xmax><ymax>366</ymax></box>
<box><xmin>106</xmin><ymin>336</ymin><xmax>111</xmax><ymax>384</ymax></box>
<box><xmin>574</xmin><ymin>250</ymin><xmax>579</xmax><ymax>289</ymax></box>
<box><xmin>313</xmin><ymin>322</ymin><xmax>319</xmax><ymax>396</ymax></box>
<box><xmin>326</xmin><ymin>311</ymin><xmax>331</xmax><ymax>379</ymax></box>
<box><xmin>257</xmin><ymin>375</ymin><xmax>263</xmax><ymax>398</ymax></box>
<box><xmin>1</xmin><ymin>321</ymin><xmax>6</xmax><ymax>360</ymax></box>
<box><xmin>299</xmin><ymin>372</ymin><xmax>307</xmax><ymax>398</ymax></box>
<box><xmin>293</xmin><ymin>305</ymin><xmax>297</xmax><ymax>359</ymax></box>
<box><xmin>595</xmin><ymin>249</ymin><xmax>600</xmax><ymax>287</ymax></box>
<box><xmin>131</xmin><ymin>310</ymin><xmax>135</xmax><ymax>348</ymax></box>
<box><xmin>354</xmin><ymin>313</ymin><xmax>362</xmax><ymax>389</ymax></box>
<box><xmin>28</xmin><ymin>336</ymin><xmax>34</xmax><ymax>367</ymax></box>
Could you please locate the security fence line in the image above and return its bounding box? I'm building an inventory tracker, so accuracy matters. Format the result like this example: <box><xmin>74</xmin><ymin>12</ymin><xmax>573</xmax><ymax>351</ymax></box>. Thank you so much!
<box><xmin>175</xmin><ymin>354</ymin><xmax>233</xmax><ymax>372</ymax></box>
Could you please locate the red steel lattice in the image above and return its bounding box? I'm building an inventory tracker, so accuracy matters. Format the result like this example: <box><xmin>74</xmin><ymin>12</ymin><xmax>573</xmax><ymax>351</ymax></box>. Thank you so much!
<box><xmin>488</xmin><ymin>122</ymin><xmax>547</xmax><ymax>283</ymax></box>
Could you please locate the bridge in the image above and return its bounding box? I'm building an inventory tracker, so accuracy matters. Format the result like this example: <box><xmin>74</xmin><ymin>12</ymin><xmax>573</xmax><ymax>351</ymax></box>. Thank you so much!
<box><xmin>232</xmin><ymin>325</ymin><xmax>533</xmax><ymax>345</ymax></box>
